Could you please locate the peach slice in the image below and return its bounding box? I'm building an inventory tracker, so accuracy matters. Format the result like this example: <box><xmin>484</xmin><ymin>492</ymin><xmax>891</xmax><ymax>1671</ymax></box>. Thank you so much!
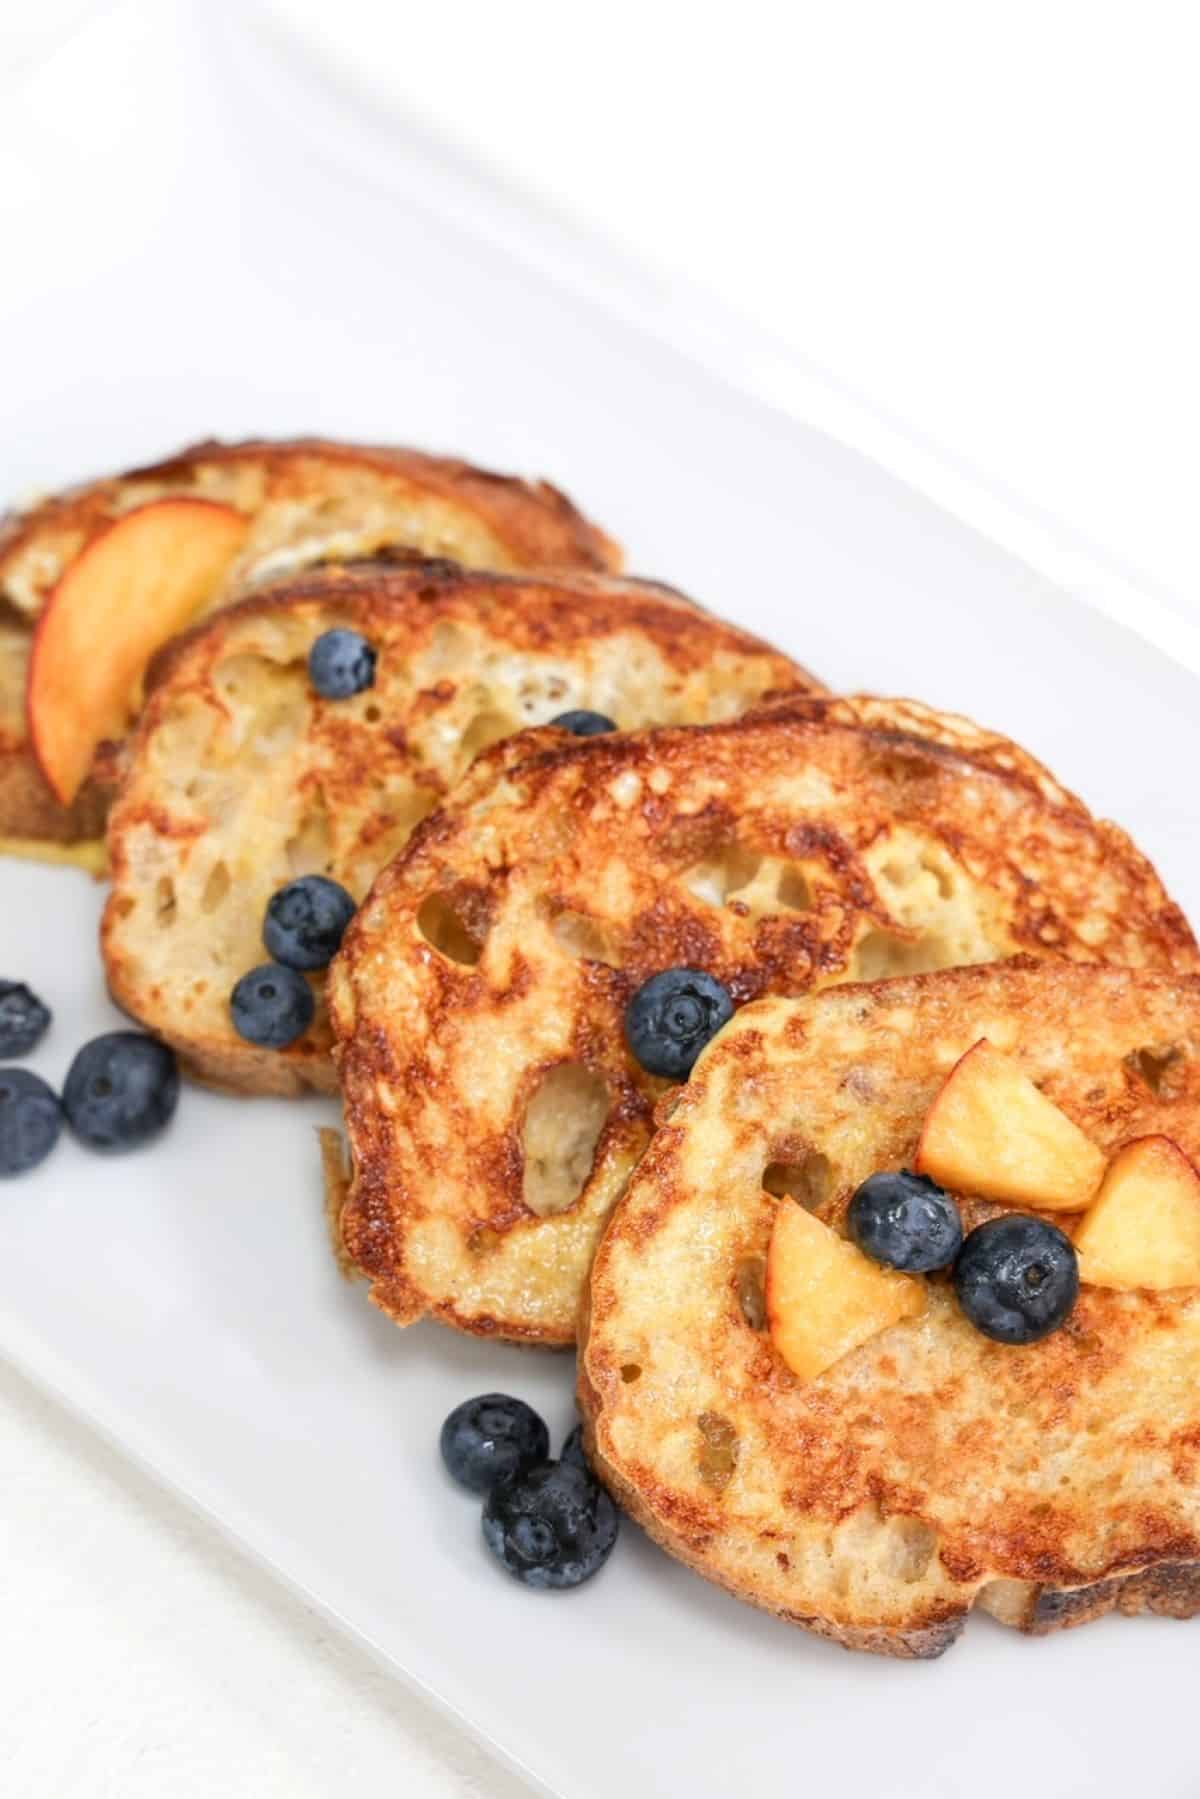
<box><xmin>766</xmin><ymin>1202</ymin><xmax>925</xmax><ymax>1381</ymax></box>
<box><xmin>28</xmin><ymin>498</ymin><xmax>248</xmax><ymax>805</ymax></box>
<box><xmin>1075</xmin><ymin>1135</ymin><xmax>1200</xmax><ymax>1290</ymax></box>
<box><xmin>915</xmin><ymin>1038</ymin><xmax>1104</xmax><ymax>1211</ymax></box>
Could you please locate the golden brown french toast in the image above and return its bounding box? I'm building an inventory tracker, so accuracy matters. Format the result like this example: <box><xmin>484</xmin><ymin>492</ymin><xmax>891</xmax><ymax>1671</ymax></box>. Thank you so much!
<box><xmin>329</xmin><ymin>695</ymin><xmax>1197</xmax><ymax>1344</ymax></box>
<box><xmin>580</xmin><ymin>962</ymin><xmax>1200</xmax><ymax>1655</ymax></box>
<box><xmin>0</xmin><ymin>437</ymin><xmax>620</xmax><ymax>841</ymax></box>
<box><xmin>102</xmin><ymin>558</ymin><xmax>810</xmax><ymax>1095</ymax></box>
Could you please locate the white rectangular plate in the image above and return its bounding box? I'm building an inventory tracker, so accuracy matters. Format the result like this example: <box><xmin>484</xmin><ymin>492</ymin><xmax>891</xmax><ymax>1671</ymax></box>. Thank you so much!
<box><xmin>4</xmin><ymin>9</ymin><xmax>1199</xmax><ymax>1798</ymax></box>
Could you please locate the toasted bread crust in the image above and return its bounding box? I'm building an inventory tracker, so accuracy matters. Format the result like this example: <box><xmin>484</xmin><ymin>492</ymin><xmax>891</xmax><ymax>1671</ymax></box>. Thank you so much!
<box><xmin>0</xmin><ymin>739</ymin><xmax>107</xmax><ymax>843</ymax></box>
<box><xmin>580</xmin><ymin>962</ymin><xmax>1200</xmax><ymax>1654</ymax></box>
<box><xmin>332</xmin><ymin>697</ymin><xmax>1197</xmax><ymax>1344</ymax></box>
<box><xmin>102</xmin><ymin>559</ymin><xmax>811</xmax><ymax>1095</ymax></box>
<box><xmin>979</xmin><ymin>1561</ymin><xmax>1200</xmax><ymax>1635</ymax></box>
<box><xmin>0</xmin><ymin>438</ymin><xmax>620</xmax><ymax>841</ymax></box>
<box><xmin>0</xmin><ymin>437</ymin><xmax>620</xmax><ymax>610</ymax></box>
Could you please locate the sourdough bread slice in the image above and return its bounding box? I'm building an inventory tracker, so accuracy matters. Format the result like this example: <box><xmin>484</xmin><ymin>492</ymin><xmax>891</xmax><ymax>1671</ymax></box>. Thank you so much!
<box><xmin>581</xmin><ymin>962</ymin><xmax>1200</xmax><ymax>1655</ymax></box>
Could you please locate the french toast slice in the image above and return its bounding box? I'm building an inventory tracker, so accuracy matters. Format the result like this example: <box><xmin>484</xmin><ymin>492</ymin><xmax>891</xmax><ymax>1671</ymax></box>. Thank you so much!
<box><xmin>329</xmin><ymin>695</ymin><xmax>1197</xmax><ymax>1344</ymax></box>
<box><xmin>0</xmin><ymin>437</ymin><xmax>619</xmax><ymax>841</ymax></box>
<box><xmin>579</xmin><ymin>961</ymin><xmax>1200</xmax><ymax>1656</ymax></box>
<box><xmin>101</xmin><ymin>558</ymin><xmax>810</xmax><ymax>1096</ymax></box>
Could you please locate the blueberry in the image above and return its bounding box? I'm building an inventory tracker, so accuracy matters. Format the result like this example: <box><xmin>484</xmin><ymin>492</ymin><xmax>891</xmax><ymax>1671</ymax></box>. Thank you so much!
<box><xmin>62</xmin><ymin>1033</ymin><xmax>178</xmax><ymax>1153</ymax></box>
<box><xmin>561</xmin><ymin>1422</ymin><xmax>587</xmax><ymax>1471</ymax></box>
<box><xmin>848</xmin><ymin>1169</ymin><xmax>963</xmax><ymax>1273</ymax></box>
<box><xmin>230</xmin><ymin>964</ymin><xmax>315</xmax><ymax>1049</ymax></box>
<box><xmin>309</xmin><ymin>628</ymin><xmax>377</xmax><ymax>699</ymax></box>
<box><xmin>625</xmin><ymin>967</ymin><xmax>735</xmax><ymax>1080</ymax></box>
<box><xmin>0</xmin><ymin>1068</ymin><xmax>62</xmax><ymax>1176</ymax></box>
<box><xmin>482</xmin><ymin>1460</ymin><xmax>619</xmax><ymax>1589</ymax></box>
<box><xmin>440</xmin><ymin>1393</ymin><xmax>550</xmax><ymax>1495</ymax></box>
<box><xmin>550</xmin><ymin>709</ymin><xmax>617</xmax><ymax>737</ymax></box>
<box><xmin>954</xmin><ymin>1215</ymin><xmax>1079</xmax><ymax>1344</ymax></box>
<box><xmin>263</xmin><ymin>875</ymin><xmax>356</xmax><ymax>971</ymax></box>
<box><xmin>0</xmin><ymin>981</ymin><xmax>51</xmax><ymax>1058</ymax></box>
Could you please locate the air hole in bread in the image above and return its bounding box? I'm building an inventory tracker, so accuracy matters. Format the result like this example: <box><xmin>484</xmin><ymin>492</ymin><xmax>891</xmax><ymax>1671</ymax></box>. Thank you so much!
<box><xmin>620</xmin><ymin>1362</ymin><xmax>641</xmax><ymax>1383</ymax></box>
<box><xmin>521</xmin><ymin>1063</ymin><xmax>609</xmax><ymax>1217</ymax></box>
<box><xmin>868</xmin><ymin>833</ymin><xmax>975</xmax><ymax>939</ymax></box>
<box><xmin>286</xmin><ymin>791</ymin><xmax>333</xmax><ymax>878</ymax></box>
<box><xmin>459</xmin><ymin>708</ymin><xmax>518</xmax><ymax>762</ymax></box>
<box><xmin>880</xmin><ymin>1517</ymin><xmax>938</xmax><ymax>1584</ymax></box>
<box><xmin>364</xmin><ymin>703</ymin><xmax>382</xmax><ymax>724</ymax></box>
<box><xmin>879</xmin><ymin>850</ymin><xmax>957</xmax><ymax>904</ymax></box>
<box><xmin>155</xmin><ymin>875</ymin><xmax>177</xmax><ymax>927</ymax></box>
<box><xmin>735</xmin><ymin>1255</ymin><xmax>767</xmax><ymax>1329</ymax></box>
<box><xmin>416</xmin><ymin>894</ymin><xmax>483</xmax><ymax>965</ymax></box>
<box><xmin>775</xmin><ymin>865</ymin><xmax>812</xmax><ymax>911</ymax></box>
<box><xmin>853</xmin><ymin>928</ymin><xmax>961</xmax><ymax>981</ymax></box>
<box><xmin>550</xmin><ymin>909</ymin><xmax>620</xmax><ymax>966</ymax></box>
<box><xmin>213</xmin><ymin>654</ymin><xmax>306</xmax><ymax>749</ymax></box>
<box><xmin>468</xmin><ymin>1224</ymin><xmax>501</xmax><ymax>1257</ymax></box>
<box><xmin>764</xmin><ymin>1152</ymin><xmax>831</xmax><ymax>1212</ymax></box>
<box><xmin>425</xmin><ymin>619</ymin><xmax>473</xmax><ymax>673</ymax></box>
<box><xmin>201</xmin><ymin>860</ymin><xmax>231</xmax><ymax>915</ymax></box>
<box><xmin>683</xmin><ymin>844</ymin><xmax>761</xmax><ymax>907</ymax></box>
<box><xmin>696</xmin><ymin>1412</ymin><xmax>739</xmax><ymax>1491</ymax></box>
<box><xmin>1125</xmin><ymin>1042</ymin><xmax>1186</xmax><ymax>1096</ymax></box>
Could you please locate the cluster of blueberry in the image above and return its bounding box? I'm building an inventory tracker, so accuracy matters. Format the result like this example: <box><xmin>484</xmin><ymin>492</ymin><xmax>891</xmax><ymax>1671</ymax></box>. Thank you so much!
<box><xmin>440</xmin><ymin>1393</ymin><xmax>618</xmax><ymax>1589</ymax></box>
<box><xmin>0</xmin><ymin>982</ymin><xmax>179</xmax><ymax>1177</ymax></box>
<box><xmin>227</xmin><ymin>627</ymin><xmax>379</xmax><ymax>1051</ymax></box>
<box><xmin>848</xmin><ymin>1169</ymin><xmax>1078</xmax><ymax>1345</ymax></box>
<box><xmin>229</xmin><ymin>630</ymin><xmax>622</xmax><ymax>1056</ymax></box>
<box><xmin>230</xmin><ymin>875</ymin><xmax>356</xmax><ymax>1048</ymax></box>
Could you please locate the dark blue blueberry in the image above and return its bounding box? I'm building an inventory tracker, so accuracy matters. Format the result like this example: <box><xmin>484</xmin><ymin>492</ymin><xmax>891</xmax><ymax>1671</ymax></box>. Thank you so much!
<box><xmin>230</xmin><ymin>964</ymin><xmax>315</xmax><ymax>1049</ymax></box>
<box><xmin>0</xmin><ymin>1067</ymin><xmax>62</xmax><ymax>1176</ymax></box>
<box><xmin>0</xmin><ymin>981</ymin><xmax>51</xmax><ymax>1058</ymax></box>
<box><xmin>848</xmin><ymin>1169</ymin><xmax>963</xmax><ymax>1273</ymax></box>
<box><xmin>263</xmin><ymin>875</ymin><xmax>356</xmax><ymax>971</ymax></box>
<box><xmin>550</xmin><ymin>709</ymin><xmax>617</xmax><ymax>737</ymax></box>
<box><xmin>625</xmin><ymin>967</ymin><xmax>735</xmax><ymax>1080</ymax></box>
<box><xmin>308</xmin><ymin>628</ymin><xmax>377</xmax><ymax>699</ymax></box>
<box><xmin>62</xmin><ymin>1033</ymin><xmax>178</xmax><ymax>1153</ymax></box>
<box><xmin>560</xmin><ymin>1422</ymin><xmax>587</xmax><ymax>1471</ymax></box>
<box><xmin>482</xmin><ymin>1460</ymin><xmax>618</xmax><ymax>1589</ymax></box>
<box><xmin>440</xmin><ymin>1393</ymin><xmax>550</xmax><ymax>1495</ymax></box>
<box><xmin>953</xmin><ymin>1215</ymin><xmax>1079</xmax><ymax>1344</ymax></box>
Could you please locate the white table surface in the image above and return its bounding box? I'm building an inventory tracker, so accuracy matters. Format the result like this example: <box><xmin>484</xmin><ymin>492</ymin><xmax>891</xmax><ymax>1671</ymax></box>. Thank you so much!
<box><xmin>2</xmin><ymin>5</ymin><xmax>1197</xmax><ymax>1796</ymax></box>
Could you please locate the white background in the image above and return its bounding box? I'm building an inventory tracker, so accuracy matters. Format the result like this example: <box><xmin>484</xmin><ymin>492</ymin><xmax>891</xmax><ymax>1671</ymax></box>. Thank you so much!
<box><xmin>2</xmin><ymin>4</ymin><xmax>1198</xmax><ymax>1796</ymax></box>
<box><xmin>255</xmin><ymin>0</ymin><xmax>1200</xmax><ymax>610</ymax></box>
